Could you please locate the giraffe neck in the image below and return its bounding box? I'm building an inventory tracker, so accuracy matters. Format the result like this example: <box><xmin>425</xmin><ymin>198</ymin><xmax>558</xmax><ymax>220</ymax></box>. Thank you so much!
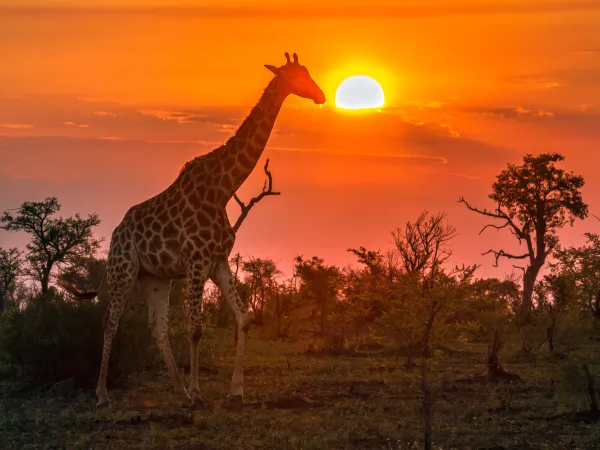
<box><xmin>221</xmin><ymin>77</ymin><xmax>287</xmax><ymax>197</ymax></box>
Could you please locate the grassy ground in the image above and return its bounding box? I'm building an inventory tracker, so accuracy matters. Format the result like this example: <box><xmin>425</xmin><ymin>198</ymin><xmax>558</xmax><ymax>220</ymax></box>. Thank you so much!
<box><xmin>1</xmin><ymin>330</ymin><xmax>600</xmax><ymax>449</ymax></box>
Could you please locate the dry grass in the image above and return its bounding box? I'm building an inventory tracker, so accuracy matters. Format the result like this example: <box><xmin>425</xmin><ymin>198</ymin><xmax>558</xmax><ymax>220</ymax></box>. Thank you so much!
<box><xmin>1</xmin><ymin>329</ymin><xmax>600</xmax><ymax>449</ymax></box>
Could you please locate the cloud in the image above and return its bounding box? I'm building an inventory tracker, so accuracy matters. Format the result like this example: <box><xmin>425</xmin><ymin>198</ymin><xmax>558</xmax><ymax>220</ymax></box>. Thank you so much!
<box><xmin>267</xmin><ymin>145</ymin><xmax>449</xmax><ymax>165</ymax></box>
<box><xmin>505</xmin><ymin>76</ymin><xmax>563</xmax><ymax>89</ymax></box>
<box><xmin>573</xmin><ymin>49</ymin><xmax>600</xmax><ymax>55</ymax></box>
<box><xmin>93</xmin><ymin>111</ymin><xmax>116</xmax><ymax>117</ymax></box>
<box><xmin>463</xmin><ymin>106</ymin><xmax>555</xmax><ymax>120</ymax></box>
<box><xmin>0</xmin><ymin>94</ymin><xmax>513</xmax><ymax>182</ymax></box>
<box><xmin>4</xmin><ymin>1</ymin><xmax>600</xmax><ymax>18</ymax></box>
<box><xmin>0</xmin><ymin>95</ymin><xmax>243</xmax><ymax>143</ymax></box>
<box><xmin>64</xmin><ymin>121</ymin><xmax>89</xmax><ymax>128</ymax></box>
<box><xmin>139</xmin><ymin>109</ymin><xmax>211</xmax><ymax>124</ymax></box>
<box><xmin>0</xmin><ymin>123</ymin><xmax>33</xmax><ymax>129</ymax></box>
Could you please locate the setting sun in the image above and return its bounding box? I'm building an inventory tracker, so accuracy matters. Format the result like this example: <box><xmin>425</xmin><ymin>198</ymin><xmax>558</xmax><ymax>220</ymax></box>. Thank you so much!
<box><xmin>335</xmin><ymin>75</ymin><xmax>385</xmax><ymax>110</ymax></box>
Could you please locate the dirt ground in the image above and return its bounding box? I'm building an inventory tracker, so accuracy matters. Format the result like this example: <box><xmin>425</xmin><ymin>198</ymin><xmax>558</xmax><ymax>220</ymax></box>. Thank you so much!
<box><xmin>1</xmin><ymin>332</ymin><xmax>599</xmax><ymax>449</ymax></box>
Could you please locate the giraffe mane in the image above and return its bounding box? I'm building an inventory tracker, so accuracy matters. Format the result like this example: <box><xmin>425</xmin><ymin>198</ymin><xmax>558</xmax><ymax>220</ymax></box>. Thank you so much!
<box><xmin>177</xmin><ymin>77</ymin><xmax>278</xmax><ymax>178</ymax></box>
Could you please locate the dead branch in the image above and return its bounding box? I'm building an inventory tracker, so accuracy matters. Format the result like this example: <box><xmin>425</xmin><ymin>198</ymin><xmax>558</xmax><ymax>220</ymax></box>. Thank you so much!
<box><xmin>482</xmin><ymin>249</ymin><xmax>529</xmax><ymax>267</ymax></box>
<box><xmin>459</xmin><ymin>197</ymin><xmax>536</xmax><ymax>267</ymax></box>
<box><xmin>458</xmin><ymin>197</ymin><xmax>528</xmax><ymax>242</ymax></box>
<box><xmin>232</xmin><ymin>159</ymin><xmax>281</xmax><ymax>233</ymax></box>
<box><xmin>512</xmin><ymin>265</ymin><xmax>526</xmax><ymax>275</ymax></box>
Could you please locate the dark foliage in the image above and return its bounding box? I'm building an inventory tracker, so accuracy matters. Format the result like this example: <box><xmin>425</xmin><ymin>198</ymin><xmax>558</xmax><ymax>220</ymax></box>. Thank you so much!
<box><xmin>0</xmin><ymin>292</ymin><xmax>190</xmax><ymax>389</ymax></box>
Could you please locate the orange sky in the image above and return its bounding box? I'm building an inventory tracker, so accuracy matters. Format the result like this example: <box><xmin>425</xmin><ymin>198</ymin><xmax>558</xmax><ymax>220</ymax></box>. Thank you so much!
<box><xmin>1</xmin><ymin>0</ymin><xmax>600</xmax><ymax>278</ymax></box>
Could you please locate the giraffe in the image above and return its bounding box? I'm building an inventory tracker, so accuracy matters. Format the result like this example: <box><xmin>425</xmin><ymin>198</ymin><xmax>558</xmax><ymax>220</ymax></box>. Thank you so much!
<box><xmin>69</xmin><ymin>52</ymin><xmax>325</xmax><ymax>408</ymax></box>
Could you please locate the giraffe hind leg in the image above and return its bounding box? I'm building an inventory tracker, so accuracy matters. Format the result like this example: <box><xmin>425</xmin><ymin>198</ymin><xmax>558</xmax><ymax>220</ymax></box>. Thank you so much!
<box><xmin>96</xmin><ymin>252</ymin><xmax>138</xmax><ymax>408</ymax></box>
<box><xmin>186</xmin><ymin>263</ymin><xmax>210</xmax><ymax>405</ymax></box>
<box><xmin>140</xmin><ymin>274</ymin><xmax>192</xmax><ymax>405</ymax></box>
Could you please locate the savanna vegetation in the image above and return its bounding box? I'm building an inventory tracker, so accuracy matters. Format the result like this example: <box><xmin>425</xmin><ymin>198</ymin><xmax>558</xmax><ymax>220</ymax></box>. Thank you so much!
<box><xmin>1</xmin><ymin>153</ymin><xmax>600</xmax><ymax>449</ymax></box>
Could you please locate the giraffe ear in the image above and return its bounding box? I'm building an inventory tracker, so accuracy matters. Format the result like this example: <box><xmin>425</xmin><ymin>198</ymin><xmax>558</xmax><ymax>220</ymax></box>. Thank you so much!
<box><xmin>264</xmin><ymin>65</ymin><xmax>279</xmax><ymax>75</ymax></box>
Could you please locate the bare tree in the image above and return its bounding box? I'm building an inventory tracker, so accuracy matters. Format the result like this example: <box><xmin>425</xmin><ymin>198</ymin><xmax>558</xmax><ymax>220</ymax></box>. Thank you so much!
<box><xmin>393</xmin><ymin>211</ymin><xmax>457</xmax><ymax>276</ymax></box>
<box><xmin>232</xmin><ymin>158</ymin><xmax>280</xmax><ymax>233</ymax></box>
<box><xmin>391</xmin><ymin>211</ymin><xmax>469</xmax><ymax>450</ymax></box>
<box><xmin>459</xmin><ymin>153</ymin><xmax>587</xmax><ymax>323</ymax></box>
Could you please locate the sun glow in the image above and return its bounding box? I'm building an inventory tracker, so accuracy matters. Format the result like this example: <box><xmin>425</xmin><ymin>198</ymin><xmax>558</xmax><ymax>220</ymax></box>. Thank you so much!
<box><xmin>335</xmin><ymin>75</ymin><xmax>385</xmax><ymax>110</ymax></box>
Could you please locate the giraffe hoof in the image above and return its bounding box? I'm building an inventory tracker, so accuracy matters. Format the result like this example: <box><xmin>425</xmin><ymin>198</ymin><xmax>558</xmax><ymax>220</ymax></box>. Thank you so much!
<box><xmin>224</xmin><ymin>394</ymin><xmax>244</xmax><ymax>410</ymax></box>
<box><xmin>96</xmin><ymin>400</ymin><xmax>110</xmax><ymax>409</ymax></box>
<box><xmin>188</xmin><ymin>396</ymin><xmax>205</xmax><ymax>410</ymax></box>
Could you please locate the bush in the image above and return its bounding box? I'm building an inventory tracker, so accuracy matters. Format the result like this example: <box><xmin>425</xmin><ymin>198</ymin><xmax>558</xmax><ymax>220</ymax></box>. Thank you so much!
<box><xmin>558</xmin><ymin>359</ymin><xmax>600</xmax><ymax>413</ymax></box>
<box><xmin>0</xmin><ymin>293</ymin><xmax>204</xmax><ymax>389</ymax></box>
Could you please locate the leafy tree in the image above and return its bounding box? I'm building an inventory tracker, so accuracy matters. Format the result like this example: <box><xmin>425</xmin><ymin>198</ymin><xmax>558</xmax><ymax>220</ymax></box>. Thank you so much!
<box><xmin>294</xmin><ymin>256</ymin><xmax>342</xmax><ymax>338</ymax></box>
<box><xmin>348</xmin><ymin>246</ymin><xmax>384</xmax><ymax>279</ymax></box>
<box><xmin>0</xmin><ymin>197</ymin><xmax>101</xmax><ymax>294</ymax></box>
<box><xmin>468</xmin><ymin>278</ymin><xmax>521</xmax><ymax>380</ymax></box>
<box><xmin>241</xmin><ymin>257</ymin><xmax>281</xmax><ymax>325</ymax></box>
<box><xmin>552</xmin><ymin>233</ymin><xmax>600</xmax><ymax>322</ymax></box>
<box><xmin>0</xmin><ymin>247</ymin><xmax>24</xmax><ymax>311</ymax></box>
<box><xmin>460</xmin><ymin>153</ymin><xmax>588</xmax><ymax>321</ymax></box>
<box><xmin>535</xmin><ymin>273</ymin><xmax>575</xmax><ymax>354</ymax></box>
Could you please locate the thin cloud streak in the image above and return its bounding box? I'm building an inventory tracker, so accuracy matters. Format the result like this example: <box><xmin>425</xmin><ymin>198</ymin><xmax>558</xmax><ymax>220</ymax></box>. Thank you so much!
<box><xmin>268</xmin><ymin>145</ymin><xmax>449</xmax><ymax>165</ymax></box>
<box><xmin>3</xmin><ymin>1</ymin><xmax>600</xmax><ymax>18</ymax></box>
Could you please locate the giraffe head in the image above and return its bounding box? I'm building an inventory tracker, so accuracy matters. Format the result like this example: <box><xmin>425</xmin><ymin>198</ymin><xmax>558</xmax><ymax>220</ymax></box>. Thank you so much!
<box><xmin>265</xmin><ymin>52</ymin><xmax>326</xmax><ymax>105</ymax></box>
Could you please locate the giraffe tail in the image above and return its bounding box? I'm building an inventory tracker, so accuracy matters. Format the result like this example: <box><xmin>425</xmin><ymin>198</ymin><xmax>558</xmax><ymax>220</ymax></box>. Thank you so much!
<box><xmin>57</xmin><ymin>272</ymin><xmax>106</xmax><ymax>301</ymax></box>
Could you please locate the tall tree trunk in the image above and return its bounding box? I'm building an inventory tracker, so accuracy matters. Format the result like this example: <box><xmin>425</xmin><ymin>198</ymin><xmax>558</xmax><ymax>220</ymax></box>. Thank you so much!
<box><xmin>518</xmin><ymin>262</ymin><xmax>543</xmax><ymax>352</ymax></box>
<box><xmin>546</xmin><ymin>327</ymin><xmax>555</xmax><ymax>354</ymax></box>
<box><xmin>593</xmin><ymin>290</ymin><xmax>600</xmax><ymax>323</ymax></box>
<box><xmin>41</xmin><ymin>265</ymin><xmax>52</xmax><ymax>295</ymax></box>
<box><xmin>488</xmin><ymin>328</ymin><xmax>504</xmax><ymax>379</ymax></box>
<box><xmin>546</xmin><ymin>314</ymin><xmax>557</xmax><ymax>354</ymax></box>
<box><xmin>583</xmin><ymin>365</ymin><xmax>599</xmax><ymax>413</ymax></box>
<box><xmin>521</xmin><ymin>264</ymin><xmax>541</xmax><ymax>320</ymax></box>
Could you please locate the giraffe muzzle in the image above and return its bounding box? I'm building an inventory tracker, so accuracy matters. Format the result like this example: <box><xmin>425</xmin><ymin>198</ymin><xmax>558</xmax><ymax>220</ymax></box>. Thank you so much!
<box><xmin>313</xmin><ymin>90</ymin><xmax>327</xmax><ymax>105</ymax></box>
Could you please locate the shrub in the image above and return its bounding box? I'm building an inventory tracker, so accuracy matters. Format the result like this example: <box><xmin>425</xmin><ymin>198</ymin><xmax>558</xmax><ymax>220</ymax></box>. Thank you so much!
<box><xmin>0</xmin><ymin>293</ymin><xmax>204</xmax><ymax>389</ymax></box>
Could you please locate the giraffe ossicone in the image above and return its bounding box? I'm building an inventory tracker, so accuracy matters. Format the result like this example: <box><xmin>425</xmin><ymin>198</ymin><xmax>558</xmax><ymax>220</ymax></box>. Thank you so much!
<box><xmin>66</xmin><ymin>53</ymin><xmax>325</xmax><ymax>408</ymax></box>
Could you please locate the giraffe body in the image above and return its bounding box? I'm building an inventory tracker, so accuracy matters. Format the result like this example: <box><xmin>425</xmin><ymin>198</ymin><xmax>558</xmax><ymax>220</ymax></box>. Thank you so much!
<box><xmin>95</xmin><ymin>53</ymin><xmax>325</xmax><ymax>408</ymax></box>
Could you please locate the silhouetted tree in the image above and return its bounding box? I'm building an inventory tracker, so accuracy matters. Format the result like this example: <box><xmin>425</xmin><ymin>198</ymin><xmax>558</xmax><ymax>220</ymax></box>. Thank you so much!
<box><xmin>0</xmin><ymin>247</ymin><xmax>23</xmax><ymax>311</ymax></box>
<box><xmin>0</xmin><ymin>197</ymin><xmax>101</xmax><ymax>294</ymax></box>
<box><xmin>295</xmin><ymin>256</ymin><xmax>342</xmax><ymax>338</ymax></box>
<box><xmin>460</xmin><ymin>153</ymin><xmax>588</xmax><ymax>323</ymax></box>
<box><xmin>536</xmin><ymin>273</ymin><xmax>574</xmax><ymax>354</ymax></box>
<box><xmin>552</xmin><ymin>233</ymin><xmax>600</xmax><ymax>322</ymax></box>
<box><xmin>348</xmin><ymin>246</ymin><xmax>383</xmax><ymax>278</ymax></box>
<box><xmin>467</xmin><ymin>277</ymin><xmax>520</xmax><ymax>379</ymax></box>
<box><xmin>242</xmin><ymin>257</ymin><xmax>281</xmax><ymax>325</ymax></box>
<box><xmin>387</xmin><ymin>210</ymin><xmax>472</xmax><ymax>450</ymax></box>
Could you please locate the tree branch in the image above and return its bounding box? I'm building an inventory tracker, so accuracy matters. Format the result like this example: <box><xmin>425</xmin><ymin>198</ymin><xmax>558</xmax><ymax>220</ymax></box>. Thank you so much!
<box><xmin>458</xmin><ymin>197</ymin><xmax>528</xmax><ymax>242</ymax></box>
<box><xmin>479</xmin><ymin>221</ymin><xmax>510</xmax><ymax>235</ymax></box>
<box><xmin>482</xmin><ymin>249</ymin><xmax>529</xmax><ymax>267</ymax></box>
<box><xmin>232</xmin><ymin>159</ymin><xmax>281</xmax><ymax>233</ymax></box>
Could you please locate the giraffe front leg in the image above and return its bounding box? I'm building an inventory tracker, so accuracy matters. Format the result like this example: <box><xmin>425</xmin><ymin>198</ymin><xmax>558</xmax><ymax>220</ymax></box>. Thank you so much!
<box><xmin>213</xmin><ymin>260</ymin><xmax>251</xmax><ymax>407</ymax></box>
<box><xmin>187</xmin><ymin>263</ymin><xmax>210</xmax><ymax>407</ymax></box>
